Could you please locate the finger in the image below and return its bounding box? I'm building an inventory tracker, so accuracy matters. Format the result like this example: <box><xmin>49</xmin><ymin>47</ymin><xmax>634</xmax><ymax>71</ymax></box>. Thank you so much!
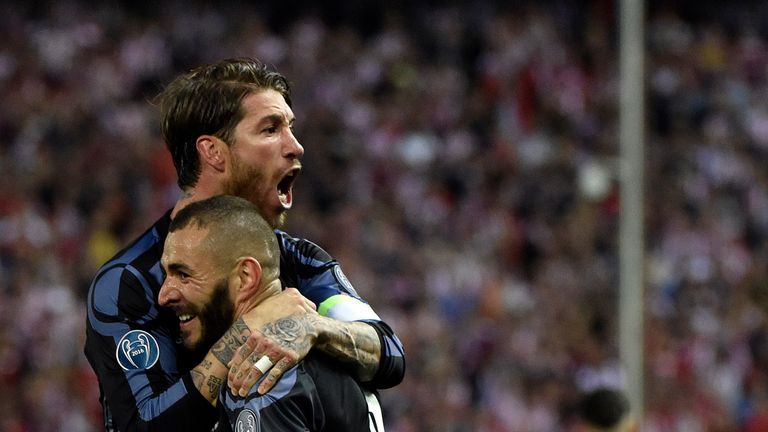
<box><xmin>253</xmin><ymin>355</ymin><xmax>274</xmax><ymax>375</ymax></box>
<box><xmin>257</xmin><ymin>354</ymin><xmax>297</xmax><ymax>395</ymax></box>
<box><xmin>228</xmin><ymin>335</ymin><xmax>257</xmax><ymax>368</ymax></box>
<box><xmin>228</xmin><ymin>337</ymin><xmax>265</xmax><ymax>394</ymax></box>
<box><xmin>238</xmin><ymin>351</ymin><xmax>278</xmax><ymax>397</ymax></box>
<box><xmin>305</xmin><ymin>298</ymin><xmax>317</xmax><ymax>312</ymax></box>
<box><xmin>228</xmin><ymin>355</ymin><xmax>252</xmax><ymax>393</ymax></box>
<box><xmin>238</xmin><ymin>362</ymin><xmax>264</xmax><ymax>397</ymax></box>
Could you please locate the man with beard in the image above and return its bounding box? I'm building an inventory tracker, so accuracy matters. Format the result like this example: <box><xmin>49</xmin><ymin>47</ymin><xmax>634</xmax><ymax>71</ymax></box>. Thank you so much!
<box><xmin>85</xmin><ymin>58</ymin><xmax>404</xmax><ymax>431</ymax></box>
<box><xmin>160</xmin><ymin>195</ymin><xmax>380</xmax><ymax>431</ymax></box>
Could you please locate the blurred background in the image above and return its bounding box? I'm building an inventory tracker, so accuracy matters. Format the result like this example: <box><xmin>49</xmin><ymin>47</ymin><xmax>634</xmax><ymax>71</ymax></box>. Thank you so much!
<box><xmin>3</xmin><ymin>0</ymin><xmax>768</xmax><ymax>430</ymax></box>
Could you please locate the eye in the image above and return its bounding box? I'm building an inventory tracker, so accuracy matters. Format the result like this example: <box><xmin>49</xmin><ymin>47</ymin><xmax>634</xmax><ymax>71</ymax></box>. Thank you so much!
<box><xmin>263</xmin><ymin>125</ymin><xmax>278</xmax><ymax>134</ymax></box>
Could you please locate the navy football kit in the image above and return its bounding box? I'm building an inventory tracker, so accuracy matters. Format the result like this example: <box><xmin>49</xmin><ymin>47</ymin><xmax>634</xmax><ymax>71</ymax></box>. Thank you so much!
<box><xmin>85</xmin><ymin>210</ymin><xmax>404</xmax><ymax>431</ymax></box>
<box><xmin>217</xmin><ymin>353</ymin><xmax>383</xmax><ymax>431</ymax></box>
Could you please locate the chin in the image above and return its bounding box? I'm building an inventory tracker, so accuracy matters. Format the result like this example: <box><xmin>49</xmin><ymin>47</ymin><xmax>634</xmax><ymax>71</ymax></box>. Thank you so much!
<box><xmin>262</xmin><ymin>207</ymin><xmax>288</xmax><ymax>229</ymax></box>
<box><xmin>183</xmin><ymin>341</ymin><xmax>208</xmax><ymax>366</ymax></box>
<box><xmin>273</xmin><ymin>211</ymin><xmax>287</xmax><ymax>229</ymax></box>
<box><xmin>183</xmin><ymin>339</ymin><xmax>199</xmax><ymax>351</ymax></box>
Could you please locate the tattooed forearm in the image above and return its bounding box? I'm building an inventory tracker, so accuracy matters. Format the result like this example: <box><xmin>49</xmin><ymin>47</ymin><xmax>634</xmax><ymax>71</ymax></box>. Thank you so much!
<box><xmin>207</xmin><ymin>376</ymin><xmax>223</xmax><ymax>395</ymax></box>
<box><xmin>191</xmin><ymin>369</ymin><xmax>205</xmax><ymax>390</ymax></box>
<box><xmin>313</xmin><ymin>318</ymin><xmax>381</xmax><ymax>382</ymax></box>
<box><xmin>212</xmin><ymin>319</ymin><xmax>250</xmax><ymax>365</ymax></box>
<box><xmin>191</xmin><ymin>319</ymin><xmax>250</xmax><ymax>406</ymax></box>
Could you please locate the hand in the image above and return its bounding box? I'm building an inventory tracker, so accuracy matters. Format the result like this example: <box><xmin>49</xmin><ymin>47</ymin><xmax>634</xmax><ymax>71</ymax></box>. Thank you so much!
<box><xmin>239</xmin><ymin>287</ymin><xmax>317</xmax><ymax>331</ymax></box>
<box><xmin>228</xmin><ymin>288</ymin><xmax>318</xmax><ymax>396</ymax></box>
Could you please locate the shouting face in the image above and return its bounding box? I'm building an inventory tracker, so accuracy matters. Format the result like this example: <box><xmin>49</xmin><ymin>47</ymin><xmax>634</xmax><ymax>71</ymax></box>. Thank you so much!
<box><xmin>222</xmin><ymin>89</ymin><xmax>303</xmax><ymax>228</ymax></box>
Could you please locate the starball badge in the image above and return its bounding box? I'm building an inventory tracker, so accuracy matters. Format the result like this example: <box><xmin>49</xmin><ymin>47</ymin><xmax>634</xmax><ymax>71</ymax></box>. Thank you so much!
<box><xmin>116</xmin><ymin>330</ymin><xmax>160</xmax><ymax>370</ymax></box>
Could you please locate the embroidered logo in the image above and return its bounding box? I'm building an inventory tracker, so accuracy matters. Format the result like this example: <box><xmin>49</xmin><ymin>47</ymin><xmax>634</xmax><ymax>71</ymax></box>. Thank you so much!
<box><xmin>116</xmin><ymin>330</ymin><xmax>160</xmax><ymax>370</ymax></box>
<box><xmin>235</xmin><ymin>409</ymin><xmax>259</xmax><ymax>432</ymax></box>
<box><xmin>333</xmin><ymin>265</ymin><xmax>358</xmax><ymax>297</ymax></box>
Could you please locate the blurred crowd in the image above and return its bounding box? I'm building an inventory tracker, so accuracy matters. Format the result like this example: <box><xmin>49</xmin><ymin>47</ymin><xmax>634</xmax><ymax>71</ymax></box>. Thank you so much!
<box><xmin>4</xmin><ymin>0</ymin><xmax>768</xmax><ymax>430</ymax></box>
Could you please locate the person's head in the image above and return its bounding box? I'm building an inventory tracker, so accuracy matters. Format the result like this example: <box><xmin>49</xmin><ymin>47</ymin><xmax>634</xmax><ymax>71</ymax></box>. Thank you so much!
<box><xmin>158</xmin><ymin>195</ymin><xmax>281</xmax><ymax>353</ymax></box>
<box><xmin>579</xmin><ymin>387</ymin><xmax>636</xmax><ymax>432</ymax></box>
<box><xmin>156</xmin><ymin>57</ymin><xmax>303</xmax><ymax>228</ymax></box>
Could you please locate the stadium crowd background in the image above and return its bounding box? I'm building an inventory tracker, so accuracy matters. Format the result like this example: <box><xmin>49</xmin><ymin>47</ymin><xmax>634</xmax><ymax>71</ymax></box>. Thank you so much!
<box><xmin>3</xmin><ymin>0</ymin><xmax>768</xmax><ymax>430</ymax></box>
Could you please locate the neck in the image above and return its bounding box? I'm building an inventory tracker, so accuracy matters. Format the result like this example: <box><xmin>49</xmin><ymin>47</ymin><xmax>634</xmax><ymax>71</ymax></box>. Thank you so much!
<box><xmin>171</xmin><ymin>178</ymin><xmax>223</xmax><ymax>219</ymax></box>
<box><xmin>234</xmin><ymin>279</ymin><xmax>284</xmax><ymax>320</ymax></box>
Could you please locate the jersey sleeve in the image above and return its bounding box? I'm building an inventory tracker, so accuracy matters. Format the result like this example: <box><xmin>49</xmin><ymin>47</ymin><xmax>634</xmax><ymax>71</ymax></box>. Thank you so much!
<box><xmin>84</xmin><ymin>264</ymin><xmax>218</xmax><ymax>432</ymax></box>
<box><xmin>276</xmin><ymin>231</ymin><xmax>406</xmax><ymax>389</ymax></box>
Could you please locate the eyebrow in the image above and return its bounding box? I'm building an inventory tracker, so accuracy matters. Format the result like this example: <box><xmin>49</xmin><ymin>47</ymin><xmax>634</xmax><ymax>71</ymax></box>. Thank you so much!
<box><xmin>165</xmin><ymin>262</ymin><xmax>193</xmax><ymax>275</ymax></box>
<box><xmin>260</xmin><ymin>113</ymin><xmax>295</xmax><ymax>127</ymax></box>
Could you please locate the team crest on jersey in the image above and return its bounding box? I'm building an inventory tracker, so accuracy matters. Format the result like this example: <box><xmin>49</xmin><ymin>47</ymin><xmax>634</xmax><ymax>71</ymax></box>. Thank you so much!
<box><xmin>333</xmin><ymin>265</ymin><xmax>358</xmax><ymax>296</ymax></box>
<box><xmin>235</xmin><ymin>409</ymin><xmax>259</xmax><ymax>432</ymax></box>
<box><xmin>116</xmin><ymin>330</ymin><xmax>160</xmax><ymax>370</ymax></box>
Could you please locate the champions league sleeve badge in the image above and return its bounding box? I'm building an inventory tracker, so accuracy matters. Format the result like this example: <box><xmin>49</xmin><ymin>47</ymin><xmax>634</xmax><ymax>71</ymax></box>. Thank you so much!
<box><xmin>116</xmin><ymin>330</ymin><xmax>160</xmax><ymax>370</ymax></box>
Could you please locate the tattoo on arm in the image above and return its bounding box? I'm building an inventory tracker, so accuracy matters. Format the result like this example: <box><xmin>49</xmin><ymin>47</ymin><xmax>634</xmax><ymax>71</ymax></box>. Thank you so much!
<box><xmin>191</xmin><ymin>319</ymin><xmax>250</xmax><ymax>405</ymax></box>
<box><xmin>191</xmin><ymin>369</ymin><xmax>205</xmax><ymax>390</ymax></box>
<box><xmin>261</xmin><ymin>316</ymin><xmax>315</xmax><ymax>354</ymax></box>
<box><xmin>211</xmin><ymin>319</ymin><xmax>250</xmax><ymax>365</ymax></box>
<box><xmin>261</xmin><ymin>314</ymin><xmax>381</xmax><ymax>381</ymax></box>
<box><xmin>316</xmin><ymin>319</ymin><xmax>381</xmax><ymax>382</ymax></box>
<box><xmin>206</xmin><ymin>376</ymin><xmax>223</xmax><ymax>396</ymax></box>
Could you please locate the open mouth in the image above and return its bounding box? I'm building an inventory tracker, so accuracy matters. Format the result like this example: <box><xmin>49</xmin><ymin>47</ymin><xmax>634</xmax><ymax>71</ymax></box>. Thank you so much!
<box><xmin>178</xmin><ymin>313</ymin><xmax>196</xmax><ymax>324</ymax></box>
<box><xmin>277</xmin><ymin>167</ymin><xmax>300</xmax><ymax>209</ymax></box>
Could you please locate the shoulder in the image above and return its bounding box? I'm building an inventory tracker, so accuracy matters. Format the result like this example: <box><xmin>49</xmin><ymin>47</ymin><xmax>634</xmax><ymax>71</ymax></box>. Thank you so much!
<box><xmin>274</xmin><ymin>229</ymin><xmax>333</xmax><ymax>264</ymax></box>
<box><xmin>94</xmin><ymin>211</ymin><xmax>170</xmax><ymax>279</ymax></box>
<box><xmin>301</xmin><ymin>353</ymin><xmax>359</xmax><ymax>386</ymax></box>
<box><xmin>87</xmin><ymin>212</ymin><xmax>170</xmax><ymax>318</ymax></box>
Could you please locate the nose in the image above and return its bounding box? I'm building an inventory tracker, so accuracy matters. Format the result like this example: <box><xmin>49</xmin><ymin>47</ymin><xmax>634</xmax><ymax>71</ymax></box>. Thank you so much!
<box><xmin>284</xmin><ymin>129</ymin><xmax>304</xmax><ymax>159</ymax></box>
<box><xmin>158</xmin><ymin>279</ymin><xmax>179</xmax><ymax>306</ymax></box>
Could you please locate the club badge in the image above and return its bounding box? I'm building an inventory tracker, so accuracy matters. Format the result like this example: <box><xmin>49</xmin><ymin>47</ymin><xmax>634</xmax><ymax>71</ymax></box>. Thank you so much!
<box><xmin>116</xmin><ymin>330</ymin><xmax>160</xmax><ymax>370</ymax></box>
<box><xmin>235</xmin><ymin>409</ymin><xmax>259</xmax><ymax>432</ymax></box>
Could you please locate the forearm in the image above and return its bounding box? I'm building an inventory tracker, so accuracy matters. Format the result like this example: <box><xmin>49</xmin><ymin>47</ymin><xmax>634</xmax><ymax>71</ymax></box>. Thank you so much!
<box><xmin>311</xmin><ymin>316</ymin><xmax>381</xmax><ymax>382</ymax></box>
<box><xmin>190</xmin><ymin>319</ymin><xmax>250</xmax><ymax>405</ymax></box>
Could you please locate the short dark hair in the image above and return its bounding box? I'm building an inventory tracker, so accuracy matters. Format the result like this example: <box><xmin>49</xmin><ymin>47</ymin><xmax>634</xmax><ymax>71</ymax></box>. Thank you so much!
<box><xmin>170</xmin><ymin>195</ymin><xmax>279</xmax><ymax>282</ymax></box>
<box><xmin>155</xmin><ymin>58</ymin><xmax>291</xmax><ymax>189</ymax></box>
<box><xmin>580</xmin><ymin>387</ymin><xmax>630</xmax><ymax>429</ymax></box>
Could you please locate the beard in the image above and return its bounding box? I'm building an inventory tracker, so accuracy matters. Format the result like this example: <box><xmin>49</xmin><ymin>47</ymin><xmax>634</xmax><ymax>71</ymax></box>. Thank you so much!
<box><xmin>185</xmin><ymin>278</ymin><xmax>235</xmax><ymax>360</ymax></box>
<box><xmin>224</xmin><ymin>155</ymin><xmax>287</xmax><ymax>228</ymax></box>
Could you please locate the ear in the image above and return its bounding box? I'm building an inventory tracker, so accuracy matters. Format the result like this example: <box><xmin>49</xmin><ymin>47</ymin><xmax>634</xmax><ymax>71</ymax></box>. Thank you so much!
<box><xmin>232</xmin><ymin>257</ymin><xmax>263</xmax><ymax>303</ymax></box>
<box><xmin>196</xmin><ymin>135</ymin><xmax>227</xmax><ymax>172</ymax></box>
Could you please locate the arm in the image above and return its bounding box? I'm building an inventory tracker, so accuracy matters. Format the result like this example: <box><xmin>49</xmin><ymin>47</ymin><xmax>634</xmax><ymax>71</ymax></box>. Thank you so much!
<box><xmin>187</xmin><ymin>320</ymin><xmax>249</xmax><ymax>405</ymax></box>
<box><xmin>229</xmin><ymin>312</ymin><xmax>380</xmax><ymax>395</ymax></box>
<box><xmin>227</xmin><ymin>232</ymin><xmax>405</xmax><ymax>395</ymax></box>
<box><xmin>279</xmin><ymin>233</ymin><xmax>405</xmax><ymax>387</ymax></box>
<box><xmin>318</xmin><ymin>317</ymin><xmax>404</xmax><ymax>389</ymax></box>
<box><xmin>312</xmin><ymin>317</ymin><xmax>381</xmax><ymax>381</ymax></box>
<box><xmin>271</xmin><ymin>313</ymin><xmax>404</xmax><ymax>387</ymax></box>
<box><xmin>230</xmin><ymin>309</ymin><xmax>404</xmax><ymax>395</ymax></box>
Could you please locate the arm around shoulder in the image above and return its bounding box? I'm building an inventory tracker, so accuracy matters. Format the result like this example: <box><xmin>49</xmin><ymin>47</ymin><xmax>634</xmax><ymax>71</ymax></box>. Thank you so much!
<box><xmin>312</xmin><ymin>315</ymin><xmax>405</xmax><ymax>388</ymax></box>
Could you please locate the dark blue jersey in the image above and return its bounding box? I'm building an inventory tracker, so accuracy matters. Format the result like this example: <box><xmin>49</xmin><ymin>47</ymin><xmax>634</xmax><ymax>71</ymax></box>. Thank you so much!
<box><xmin>216</xmin><ymin>353</ymin><xmax>381</xmax><ymax>432</ymax></box>
<box><xmin>85</xmin><ymin>210</ymin><xmax>405</xmax><ymax>432</ymax></box>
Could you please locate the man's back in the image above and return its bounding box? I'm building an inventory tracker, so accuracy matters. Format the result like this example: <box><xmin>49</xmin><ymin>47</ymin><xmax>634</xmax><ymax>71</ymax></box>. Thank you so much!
<box><xmin>218</xmin><ymin>353</ymin><xmax>373</xmax><ymax>431</ymax></box>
